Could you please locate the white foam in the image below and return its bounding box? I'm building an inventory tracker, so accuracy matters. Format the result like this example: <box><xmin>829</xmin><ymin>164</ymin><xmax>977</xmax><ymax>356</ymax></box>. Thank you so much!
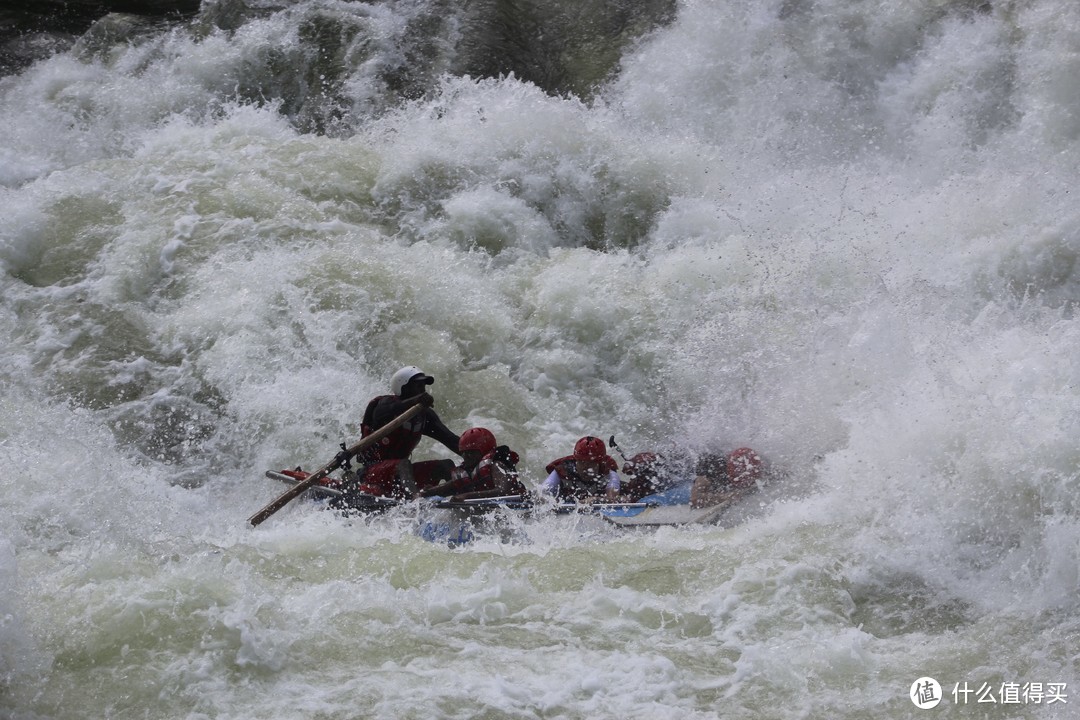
<box><xmin>2</xmin><ymin>0</ymin><xmax>1080</xmax><ymax>716</ymax></box>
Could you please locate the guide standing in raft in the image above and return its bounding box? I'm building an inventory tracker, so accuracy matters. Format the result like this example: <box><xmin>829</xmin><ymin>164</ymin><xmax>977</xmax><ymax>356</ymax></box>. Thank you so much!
<box><xmin>344</xmin><ymin>366</ymin><xmax>461</xmax><ymax>499</ymax></box>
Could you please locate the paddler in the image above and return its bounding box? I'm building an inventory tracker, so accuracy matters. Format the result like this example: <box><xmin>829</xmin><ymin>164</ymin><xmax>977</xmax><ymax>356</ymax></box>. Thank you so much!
<box><xmin>541</xmin><ymin>436</ymin><xmax>621</xmax><ymax>502</ymax></box>
<box><xmin>419</xmin><ymin>427</ymin><xmax>525</xmax><ymax>501</ymax></box>
<box><xmin>689</xmin><ymin>448</ymin><xmax>762</xmax><ymax>508</ymax></box>
<box><xmin>340</xmin><ymin>366</ymin><xmax>461</xmax><ymax>499</ymax></box>
<box><xmin>618</xmin><ymin>451</ymin><xmax>677</xmax><ymax>501</ymax></box>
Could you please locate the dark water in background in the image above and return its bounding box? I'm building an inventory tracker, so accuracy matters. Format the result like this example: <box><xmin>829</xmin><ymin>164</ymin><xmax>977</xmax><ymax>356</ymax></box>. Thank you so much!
<box><xmin>1</xmin><ymin>1</ymin><xmax>1079</xmax><ymax>717</ymax></box>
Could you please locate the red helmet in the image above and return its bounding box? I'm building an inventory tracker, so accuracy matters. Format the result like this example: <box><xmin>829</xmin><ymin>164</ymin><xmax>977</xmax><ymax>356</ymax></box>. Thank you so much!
<box><xmin>459</xmin><ymin>427</ymin><xmax>497</xmax><ymax>454</ymax></box>
<box><xmin>727</xmin><ymin>448</ymin><xmax>763</xmax><ymax>488</ymax></box>
<box><xmin>573</xmin><ymin>436</ymin><xmax>608</xmax><ymax>462</ymax></box>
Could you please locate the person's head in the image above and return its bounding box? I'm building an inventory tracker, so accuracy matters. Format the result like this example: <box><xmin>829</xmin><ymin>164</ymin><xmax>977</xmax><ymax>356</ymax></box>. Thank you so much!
<box><xmin>574</xmin><ymin>436</ymin><xmax>609</xmax><ymax>478</ymax></box>
<box><xmin>727</xmin><ymin>448</ymin><xmax>763</xmax><ymax>488</ymax></box>
<box><xmin>459</xmin><ymin>427</ymin><xmax>497</xmax><ymax>470</ymax></box>
<box><xmin>694</xmin><ymin>453</ymin><xmax>728</xmax><ymax>484</ymax></box>
<box><xmin>391</xmin><ymin>366</ymin><xmax>434</xmax><ymax>398</ymax></box>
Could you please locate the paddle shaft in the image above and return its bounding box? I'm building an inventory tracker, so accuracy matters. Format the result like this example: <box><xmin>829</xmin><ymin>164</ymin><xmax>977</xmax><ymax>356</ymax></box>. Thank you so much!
<box><xmin>608</xmin><ymin>435</ymin><xmax>630</xmax><ymax>462</ymax></box>
<box><xmin>554</xmin><ymin>501</ymin><xmax>655</xmax><ymax>513</ymax></box>
<box><xmin>248</xmin><ymin>403</ymin><xmax>424</xmax><ymax>526</ymax></box>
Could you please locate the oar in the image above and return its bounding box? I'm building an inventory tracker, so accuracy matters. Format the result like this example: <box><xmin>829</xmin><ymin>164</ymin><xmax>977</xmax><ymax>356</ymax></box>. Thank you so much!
<box><xmin>265</xmin><ymin>470</ymin><xmax>344</xmax><ymax>497</ymax></box>
<box><xmin>453</xmin><ymin>495</ymin><xmax>525</xmax><ymax>504</ymax></box>
<box><xmin>432</xmin><ymin>495</ymin><xmax>529</xmax><ymax>509</ymax></box>
<box><xmin>608</xmin><ymin>435</ymin><xmax>630</xmax><ymax>462</ymax></box>
<box><xmin>552</xmin><ymin>501</ymin><xmax>656</xmax><ymax>514</ymax></box>
<box><xmin>248</xmin><ymin>403</ymin><xmax>424</xmax><ymax>527</ymax></box>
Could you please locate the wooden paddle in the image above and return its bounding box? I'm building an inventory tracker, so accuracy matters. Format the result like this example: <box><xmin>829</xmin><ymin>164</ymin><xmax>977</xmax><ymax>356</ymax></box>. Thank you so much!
<box><xmin>248</xmin><ymin>403</ymin><xmax>424</xmax><ymax>527</ymax></box>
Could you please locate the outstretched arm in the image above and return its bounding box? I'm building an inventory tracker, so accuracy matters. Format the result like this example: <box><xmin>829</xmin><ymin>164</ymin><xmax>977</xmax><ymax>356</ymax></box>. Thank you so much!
<box><xmin>421</xmin><ymin>408</ymin><xmax>460</xmax><ymax>454</ymax></box>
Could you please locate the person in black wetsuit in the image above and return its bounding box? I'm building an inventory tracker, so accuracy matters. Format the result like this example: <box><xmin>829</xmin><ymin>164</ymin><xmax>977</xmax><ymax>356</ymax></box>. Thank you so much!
<box><xmin>345</xmin><ymin>366</ymin><xmax>461</xmax><ymax>499</ymax></box>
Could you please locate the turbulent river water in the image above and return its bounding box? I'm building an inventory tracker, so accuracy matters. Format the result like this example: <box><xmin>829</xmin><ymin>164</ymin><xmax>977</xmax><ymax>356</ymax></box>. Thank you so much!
<box><xmin>2</xmin><ymin>1</ymin><xmax>1079</xmax><ymax>718</ymax></box>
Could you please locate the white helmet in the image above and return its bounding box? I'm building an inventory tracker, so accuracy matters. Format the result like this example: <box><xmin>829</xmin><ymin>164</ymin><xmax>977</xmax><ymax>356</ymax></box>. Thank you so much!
<box><xmin>390</xmin><ymin>366</ymin><xmax>434</xmax><ymax>396</ymax></box>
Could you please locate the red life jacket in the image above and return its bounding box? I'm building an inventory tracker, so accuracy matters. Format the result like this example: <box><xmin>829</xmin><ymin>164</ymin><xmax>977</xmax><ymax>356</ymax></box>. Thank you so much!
<box><xmin>449</xmin><ymin>459</ymin><xmax>496</xmax><ymax>493</ymax></box>
<box><xmin>360</xmin><ymin>395</ymin><xmax>423</xmax><ymax>462</ymax></box>
<box><xmin>441</xmin><ymin>449</ymin><xmax>524</xmax><ymax>496</ymax></box>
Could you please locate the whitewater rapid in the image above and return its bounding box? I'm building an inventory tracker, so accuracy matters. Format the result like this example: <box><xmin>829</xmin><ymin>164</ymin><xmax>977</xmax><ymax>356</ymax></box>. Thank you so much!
<box><xmin>2</xmin><ymin>0</ymin><xmax>1079</xmax><ymax>718</ymax></box>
